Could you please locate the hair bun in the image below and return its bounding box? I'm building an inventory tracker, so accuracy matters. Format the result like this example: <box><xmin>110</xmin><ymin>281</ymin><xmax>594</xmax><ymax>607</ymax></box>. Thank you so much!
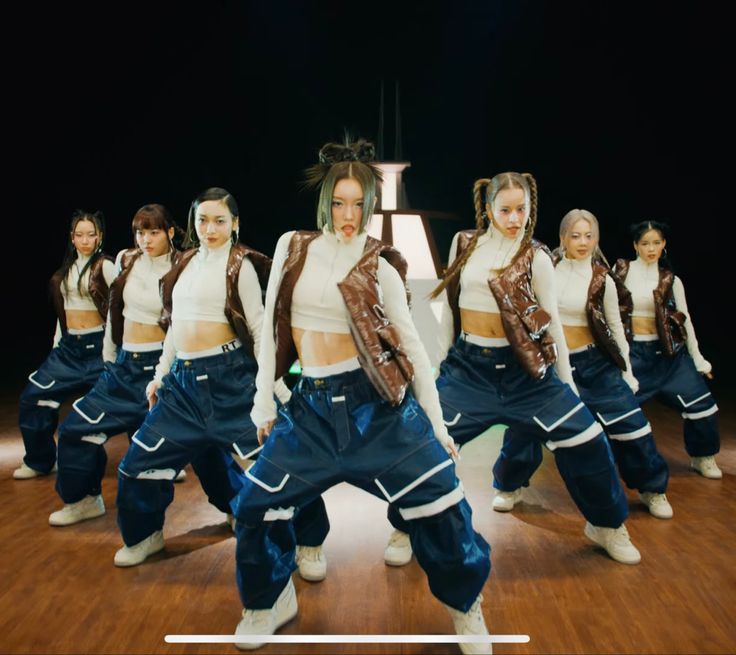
<box><xmin>318</xmin><ymin>138</ymin><xmax>376</xmax><ymax>165</ymax></box>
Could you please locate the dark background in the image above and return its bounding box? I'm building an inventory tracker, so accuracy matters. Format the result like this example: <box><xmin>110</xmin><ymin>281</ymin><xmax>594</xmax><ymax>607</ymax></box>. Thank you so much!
<box><xmin>4</xmin><ymin>1</ymin><xmax>733</xmax><ymax>395</ymax></box>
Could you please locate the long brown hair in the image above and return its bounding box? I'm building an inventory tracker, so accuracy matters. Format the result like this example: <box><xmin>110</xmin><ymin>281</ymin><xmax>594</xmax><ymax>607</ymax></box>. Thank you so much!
<box><xmin>431</xmin><ymin>171</ymin><xmax>538</xmax><ymax>298</ymax></box>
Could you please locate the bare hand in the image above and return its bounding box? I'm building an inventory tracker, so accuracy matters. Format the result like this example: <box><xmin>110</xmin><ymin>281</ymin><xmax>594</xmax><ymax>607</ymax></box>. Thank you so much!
<box><xmin>146</xmin><ymin>381</ymin><xmax>161</xmax><ymax>410</ymax></box>
<box><xmin>257</xmin><ymin>420</ymin><xmax>275</xmax><ymax>445</ymax></box>
<box><xmin>446</xmin><ymin>438</ymin><xmax>460</xmax><ymax>461</ymax></box>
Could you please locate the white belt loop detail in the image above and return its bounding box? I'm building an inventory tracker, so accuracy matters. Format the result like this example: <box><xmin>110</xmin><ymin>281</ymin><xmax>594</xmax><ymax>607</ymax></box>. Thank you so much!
<box><xmin>28</xmin><ymin>371</ymin><xmax>55</xmax><ymax>389</ymax></box>
<box><xmin>596</xmin><ymin>407</ymin><xmax>641</xmax><ymax>426</ymax></box>
<box><xmin>72</xmin><ymin>398</ymin><xmax>105</xmax><ymax>424</ymax></box>
<box><xmin>85</xmin><ymin>344</ymin><xmax>95</xmax><ymax>349</ymax></box>
<box><xmin>143</xmin><ymin>365</ymin><xmax>154</xmax><ymax>371</ymax></box>
<box><xmin>534</xmin><ymin>402</ymin><xmax>584</xmax><ymax>433</ymax></box>
<box><xmin>332</xmin><ymin>395</ymin><xmax>346</xmax><ymax>403</ymax></box>
<box><xmin>233</xmin><ymin>443</ymin><xmax>263</xmax><ymax>460</ymax></box>
<box><xmin>682</xmin><ymin>405</ymin><xmax>718</xmax><ymax>420</ymax></box>
<box><xmin>132</xmin><ymin>433</ymin><xmax>165</xmax><ymax>452</ymax></box>
<box><xmin>37</xmin><ymin>399</ymin><xmax>61</xmax><ymax>409</ymax></box>
<box><xmin>245</xmin><ymin>468</ymin><xmax>290</xmax><ymax>493</ymax></box>
<box><xmin>374</xmin><ymin>459</ymin><xmax>453</xmax><ymax>503</ymax></box>
<box><xmin>495</xmin><ymin>364</ymin><xmax>506</xmax><ymax>369</ymax></box>
<box><xmin>399</xmin><ymin>484</ymin><xmax>465</xmax><ymax>520</ymax></box>
<box><xmin>444</xmin><ymin>412</ymin><xmax>461</xmax><ymax>427</ymax></box>
<box><xmin>677</xmin><ymin>392</ymin><xmax>711</xmax><ymax>408</ymax></box>
<box><xmin>545</xmin><ymin>422</ymin><xmax>602</xmax><ymax>451</ymax></box>
<box><xmin>608</xmin><ymin>424</ymin><xmax>651</xmax><ymax>441</ymax></box>
<box><xmin>196</xmin><ymin>374</ymin><xmax>208</xmax><ymax>381</ymax></box>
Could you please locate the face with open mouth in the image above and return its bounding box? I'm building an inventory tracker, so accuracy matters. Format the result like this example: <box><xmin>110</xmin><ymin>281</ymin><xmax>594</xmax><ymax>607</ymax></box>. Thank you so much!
<box><xmin>331</xmin><ymin>177</ymin><xmax>364</xmax><ymax>242</ymax></box>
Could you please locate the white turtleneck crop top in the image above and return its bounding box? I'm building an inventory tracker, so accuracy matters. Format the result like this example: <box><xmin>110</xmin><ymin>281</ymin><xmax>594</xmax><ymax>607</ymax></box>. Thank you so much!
<box><xmin>102</xmin><ymin>250</ymin><xmax>174</xmax><ymax>363</ymax></box>
<box><xmin>252</xmin><ymin>228</ymin><xmax>451</xmax><ymax>445</ymax></box>
<box><xmin>555</xmin><ymin>255</ymin><xmax>637</xmax><ymax>390</ymax></box>
<box><xmin>52</xmin><ymin>254</ymin><xmax>116</xmax><ymax>347</ymax></box>
<box><xmin>624</xmin><ymin>258</ymin><xmax>710</xmax><ymax>374</ymax></box>
<box><xmin>437</xmin><ymin>228</ymin><xmax>575</xmax><ymax>387</ymax></box>
<box><xmin>152</xmin><ymin>242</ymin><xmax>267</xmax><ymax>385</ymax></box>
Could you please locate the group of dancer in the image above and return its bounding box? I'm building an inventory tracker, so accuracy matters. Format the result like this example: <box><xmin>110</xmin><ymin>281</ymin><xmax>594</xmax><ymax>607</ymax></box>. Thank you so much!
<box><xmin>13</xmin><ymin>139</ymin><xmax>721</xmax><ymax>654</ymax></box>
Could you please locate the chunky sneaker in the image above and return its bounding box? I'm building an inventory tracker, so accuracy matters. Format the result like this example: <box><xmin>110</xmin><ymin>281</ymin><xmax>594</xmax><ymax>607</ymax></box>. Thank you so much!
<box><xmin>690</xmin><ymin>456</ymin><xmax>722</xmax><ymax>479</ymax></box>
<box><xmin>113</xmin><ymin>530</ymin><xmax>165</xmax><ymax>567</ymax></box>
<box><xmin>13</xmin><ymin>462</ymin><xmax>57</xmax><ymax>480</ymax></box>
<box><xmin>174</xmin><ymin>468</ymin><xmax>187</xmax><ymax>482</ymax></box>
<box><xmin>584</xmin><ymin>522</ymin><xmax>641</xmax><ymax>565</ymax></box>
<box><xmin>235</xmin><ymin>577</ymin><xmax>298</xmax><ymax>650</ymax></box>
<box><xmin>492</xmin><ymin>488</ymin><xmax>522</xmax><ymax>512</ymax></box>
<box><xmin>639</xmin><ymin>492</ymin><xmax>673</xmax><ymax>519</ymax></box>
<box><xmin>384</xmin><ymin>529</ymin><xmax>413</xmax><ymax>566</ymax></box>
<box><xmin>445</xmin><ymin>594</ymin><xmax>492</xmax><ymax>655</ymax></box>
<box><xmin>49</xmin><ymin>494</ymin><xmax>105</xmax><ymax>526</ymax></box>
<box><xmin>295</xmin><ymin>545</ymin><xmax>327</xmax><ymax>581</ymax></box>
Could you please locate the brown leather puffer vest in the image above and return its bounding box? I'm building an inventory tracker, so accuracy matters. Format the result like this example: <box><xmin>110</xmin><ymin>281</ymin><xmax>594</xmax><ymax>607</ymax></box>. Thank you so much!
<box><xmin>50</xmin><ymin>254</ymin><xmax>113</xmax><ymax>335</ymax></box>
<box><xmin>273</xmin><ymin>231</ymin><xmax>414</xmax><ymax>405</ymax></box>
<box><xmin>446</xmin><ymin>230</ymin><xmax>557</xmax><ymax>379</ymax></box>
<box><xmin>613</xmin><ymin>259</ymin><xmax>686</xmax><ymax>357</ymax></box>
<box><xmin>159</xmin><ymin>243</ymin><xmax>272</xmax><ymax>358</ymax></box>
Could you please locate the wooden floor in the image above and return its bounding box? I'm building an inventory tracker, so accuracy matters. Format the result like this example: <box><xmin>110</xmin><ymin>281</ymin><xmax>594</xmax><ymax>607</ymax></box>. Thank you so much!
<box><xmin>0</xmin><ymin>390</ymin><xmax>733</xmax><ymax>655</ymax></box>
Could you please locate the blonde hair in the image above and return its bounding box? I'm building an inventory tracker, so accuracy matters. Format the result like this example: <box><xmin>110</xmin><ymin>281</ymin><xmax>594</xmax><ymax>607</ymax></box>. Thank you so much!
<box><xmin>558</xmin><ymin>208</ymin><xmax>609</xmax><ymax>266</ymax></box>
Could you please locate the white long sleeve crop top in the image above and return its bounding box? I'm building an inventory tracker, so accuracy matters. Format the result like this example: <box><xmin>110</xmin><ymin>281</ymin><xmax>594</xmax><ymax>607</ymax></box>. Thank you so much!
<box><xmin>436</xmin><ymin>229</ymin><xmax>575</xmax><ymax>387</ymax></box>
<box><xmin>251</xmin><ymin>228</ymin><xmax>451</xmax><ymax>445</ymax></box>
<box><xmin>152</xmin><ymin>242</ymin><xmax>272</xmax><ymax>388</ymax></box>
<box><xmin>102</xmin><ymin>250</ymin><xmax>174</xmax><ymax>363</ymax></box>
<box><xmin>555</xmin><ymin>255</ymin><xmax>637</xmax><ymax>390</ymax></box>
<box><xmin>625</xmin><ymin>258</ymin><xmax>711</xmax><ymax>374</ymax></box>
<box><xmin>53</xmin><ymin>254</ymin><xmax>116</xmax><ymax>347</ymax></box>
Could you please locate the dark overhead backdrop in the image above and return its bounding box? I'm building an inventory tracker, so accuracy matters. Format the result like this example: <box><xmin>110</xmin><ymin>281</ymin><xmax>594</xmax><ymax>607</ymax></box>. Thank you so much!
<box><xmin>5</xmin><ymin>1</ymin><xmax>733</xmax><ymax>391</ymax></box>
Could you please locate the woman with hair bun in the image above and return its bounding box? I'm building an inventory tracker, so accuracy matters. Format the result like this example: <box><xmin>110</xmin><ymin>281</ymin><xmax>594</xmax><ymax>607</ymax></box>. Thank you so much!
<box><xmin>614</xmin><ymin>220</ymin><xmax>722</xmax><ymax>479</ymax></box>
<box><xmin>407</xmin><ymin>175</ymin><xmax>642</xmax><ymax>565</ymax></box>
<box><xmin>232</xmin><ymin>139</ymin><xmax>491</xmax><ymax>653</ymax></box>
<box><xmin>111</xmin><ymin>188</ymin><xmax>325</xmax><ymax>568</ymax></box>
<box><xmin>15</xmin><ymin>210</ymin><xmax>116</xmax><ymax>480</ymax></box>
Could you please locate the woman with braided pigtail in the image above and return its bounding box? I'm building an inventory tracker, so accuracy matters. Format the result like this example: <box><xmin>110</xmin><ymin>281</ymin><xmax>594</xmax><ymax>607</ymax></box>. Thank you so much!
<box><xmin>389</xmin><ymin>172</ymin><xmax>642</xmax><ymax>566</ymax></box>
<box><xmin>231</xmin><ymin>138</ymin><xmax>491</xmax><ymax>653</ymax></box>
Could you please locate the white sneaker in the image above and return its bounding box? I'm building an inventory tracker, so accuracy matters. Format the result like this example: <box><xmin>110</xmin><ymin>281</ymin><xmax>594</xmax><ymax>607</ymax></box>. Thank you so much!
<box><xmin>49</xmin><ymin>494</ymin><xmax>105</xmax><ymax>526</ymax></box>
<box><xmin>690</xmin><ymin>456</ymin><xmax>722</xmax><ymax>479</ymax></box>
<box><xmin>174</xmin><ymin>468</ymin><xmax>187</xmax><ymax>482</ymax></box>
<box><xmin>492</xmin><ymin>488</ymin><xmax>522</xmax><ymax>512</ymax></box>
<box><xmin>445</xmin><ymin>594</ymin><xmax>492</xmax><ymax>655</ymax></box>
<box><xmin>235</xmin><ymin>577</ymin><xmax>298</xmax><ymax>650</ymax></box>
<box><xmin>113</xmin><ymin>530</ymin><xmax>165</xmax><ymax>567</ymax></box>
<box><xmin>13</xmin><ymin>462</ymin><xmax>57</xmax><ymax>480</ymax></box>
<box><xmin>584</xmin><ymin>522</ymin><xmax>641</xmax><ymax>564</ymax></box>
<box><xmin>384</xmin><ymin>529</ymin><xmax>413</xmax><ymax>566</ymax></box>
<box><xmin>295</xmin><ymin>545</ymin><xmax>327</xmax><ymax>581</ymax></box>
<box><xmin>639</xmin><ymin>492</ymin><xmax>673</xmax><ymax>519</ymax></box>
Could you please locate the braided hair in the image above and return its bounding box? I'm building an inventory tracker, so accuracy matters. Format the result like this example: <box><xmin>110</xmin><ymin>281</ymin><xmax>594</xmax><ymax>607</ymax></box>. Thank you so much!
<box><xmin>304</xmin><ymin>137</ymin><xmax>382</xmax><ymax>233</ymax></box>
<box><xmin>431</xmin><ymin>171</ymin><xmax>539</xmax><ymax>298</ymax></box>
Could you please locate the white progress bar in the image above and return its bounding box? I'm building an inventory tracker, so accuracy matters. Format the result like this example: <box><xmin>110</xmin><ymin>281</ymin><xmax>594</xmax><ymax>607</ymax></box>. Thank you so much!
<box><xmin>165</xmin><ymin>634</ymin><xmax>530</xmax><ymax>644</ymax></box>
